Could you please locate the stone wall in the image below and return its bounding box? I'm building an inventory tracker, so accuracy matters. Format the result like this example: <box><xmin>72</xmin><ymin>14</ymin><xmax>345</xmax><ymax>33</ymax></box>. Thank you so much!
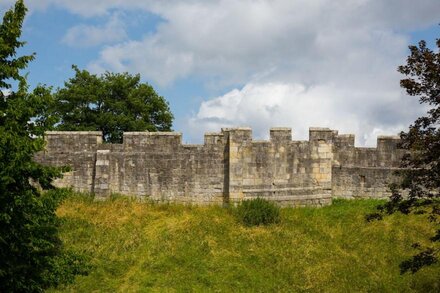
<box><xmin>225</xmin><ymin>127</ymin><xmax>332</xmax><ymax>206</ymax></box>
<box><xmin>34</xmin><ymin>131</ymin><xmax>103</xmax><ymax>193</ymax></box>
<box><xmin>35</xmin><ymin>127</ymin><xmax>405</xmax><ymax>206</ymax></box>
<box><xmin>332</xmin><ymin>132</ymin><xmax>404</xmax><ymax>199</ymax></box>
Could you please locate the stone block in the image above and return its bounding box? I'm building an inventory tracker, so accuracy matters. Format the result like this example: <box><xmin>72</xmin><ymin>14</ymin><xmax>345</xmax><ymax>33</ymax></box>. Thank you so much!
<box><xmin>270</xmin><ymin>127</ymin><xmax>292</xmax><ymax>143</ymax></box>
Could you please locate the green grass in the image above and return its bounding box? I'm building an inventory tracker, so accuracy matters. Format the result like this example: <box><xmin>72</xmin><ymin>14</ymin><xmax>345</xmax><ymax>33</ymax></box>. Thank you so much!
<box><xmin>49</xmin><ymin>194</ymin><xmax>439</xmax><ymax>292</ymax></box>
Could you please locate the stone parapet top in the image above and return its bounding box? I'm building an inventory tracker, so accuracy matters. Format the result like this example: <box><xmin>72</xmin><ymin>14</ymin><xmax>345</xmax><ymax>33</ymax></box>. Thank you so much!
<box><xmin>123</xmin><ymin>131</ymin><xmax>181</xmax><ymax>136</ymax></box>
<box><xmin>123</xmin><ymin>131</ymin><xmax>149</xmax><ymax>135</ymax></box>
<box><xmin>45</xmin><ymin>131</ymin><xmax>102</xmax><ymax>135</ymax></box>
<box><xmin>309</xmin><ymin>127</ymin><xmax>332</xmax><ymax>131</ymax></box>
<box><xmin>44</xmin><ymin>129</ymin><xmax>401</xmax><ymax>148</ymax></box>
<box><xmin>221</xmin><ymin>127</ymin><xmax>252</xmax><ymax>131</ymax></box>
<box><xmin>148</xmin><ymin>132</ymin><xmax>182</xmax><ymax>136</ymax></box>
<box><xmin>377</xmin><ymin>135</ymin><xmax>400</xmax><ymax>140</ymax></box>
<box><xmin>337</xmin><ymin>134</ymin><xmax>355</xmax><ymax>137</ymax></box>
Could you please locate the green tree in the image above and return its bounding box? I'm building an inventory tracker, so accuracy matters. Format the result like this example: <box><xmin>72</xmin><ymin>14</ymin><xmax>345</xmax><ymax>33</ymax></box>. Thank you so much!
<box><xmin>53</xmin><ymin>66</ymin><xmax>174</xmax><ymax>143</ymax></box>
<box><xmin>367</xmin><ymin>36</ymin><xmax>440</xmax><ymax>274</ymax></box>
<box><xmin>0</xmin><ymin>1</ymin><xmax>87</xmax><ymax>291</ymax></box>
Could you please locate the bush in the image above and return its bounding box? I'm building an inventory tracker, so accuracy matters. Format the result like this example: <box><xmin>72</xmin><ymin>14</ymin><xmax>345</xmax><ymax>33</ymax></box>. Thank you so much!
<box><xmin>0</xmin><ymin>188</ymin><xmax>90</xmax><ymax>292</ymax></box>
<box><xmin>41</xmin><ymin>250</ymin><xmax>91</xmax><ymax>288</ymax></box>
<box><xmin>235</xmin><ymin>198</ymin><xmax>281</xmax><ymax>226</ymax></box>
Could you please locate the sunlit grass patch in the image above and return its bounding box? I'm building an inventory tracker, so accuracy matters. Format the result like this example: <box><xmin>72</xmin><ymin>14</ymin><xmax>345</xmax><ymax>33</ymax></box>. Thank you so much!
<box><xmin>49</xmin><ymin>193</ymin><xmax>440</xmax><ymax>292</ymax></box>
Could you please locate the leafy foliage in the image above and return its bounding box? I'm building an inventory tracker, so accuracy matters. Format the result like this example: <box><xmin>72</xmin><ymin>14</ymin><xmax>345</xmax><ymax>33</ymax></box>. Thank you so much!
<box><xmin>0</xmin><ymin>2</ymin><xmax>87</xmax><ymax>291</ymax></box>
<box><xmin>367</xmin><ymin>36</ymin><xmax>440</xmax><ymax>273</ymax></box>
<box><xmin>52</xmin><ymin>66</ymin><xmax>174</xmax><ymax>143</ymax></box>
<box><xmin>235</xmin><ymin>198</ymin><xmax>281</xmax><ymax>226</ymax></box>
<box><xmin>0</xmin><ymin>0</ymin><xmax>34</xmax><ymax>89</ymax></box>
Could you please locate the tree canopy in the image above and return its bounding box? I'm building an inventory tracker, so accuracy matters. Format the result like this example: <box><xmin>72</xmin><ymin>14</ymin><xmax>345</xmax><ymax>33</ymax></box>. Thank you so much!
<box><xmin>53</xmin><ymin>66</ymin><xmax>174</xmax><ymax>143</ymax></box>
<box><xmin>368</xmin><ymin>36</ymin><xmax>440</xmax><ymax>274</ymax></box>
<box><xmin>0</xmin><ymin>1</ymin><xmax>87</xmax><ymax>291</ymax></box>
<box><xmin>0</xmin><ymin>0</ymin><xmax>33</xmax><ymax>90</ymax></box>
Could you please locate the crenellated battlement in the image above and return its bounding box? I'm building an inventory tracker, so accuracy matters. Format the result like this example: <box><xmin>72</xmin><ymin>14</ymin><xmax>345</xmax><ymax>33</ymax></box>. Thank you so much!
<box><xmin>42</xmin><ymin>127</ymin><xmax>401</xmax><ymax>150</ymax></box>
<box><xmin>36</xmin><ymin>127</ymin><xmax>405</xmax><ymax>206</ymax></box>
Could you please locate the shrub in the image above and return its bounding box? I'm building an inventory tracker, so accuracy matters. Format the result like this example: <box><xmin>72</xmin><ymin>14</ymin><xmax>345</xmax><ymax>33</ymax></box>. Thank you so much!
<box><xmin>235</xmin><ymin>198</ymin><xmax>281</xmax><ymax>226</ymax></box>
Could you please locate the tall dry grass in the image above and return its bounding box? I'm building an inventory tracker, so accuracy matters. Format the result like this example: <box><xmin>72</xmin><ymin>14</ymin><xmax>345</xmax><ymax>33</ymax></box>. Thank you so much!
<box><xmin>50</xmin><ymin>193</ymin><xmax>439</xmax><ymax>292</ymax></box>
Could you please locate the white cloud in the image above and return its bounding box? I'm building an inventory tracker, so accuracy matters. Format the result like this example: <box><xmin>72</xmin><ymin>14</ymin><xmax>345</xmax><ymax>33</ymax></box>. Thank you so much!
<box><xmin>84</xmin><ymin>0</ymin><xmax>440</xmax><ymax>86</ymax></box>
<box><xmin>62</xmin><ymin>14</ymin><xmax>127</xmax><ymax>48</ymax></box>
<box><xmin>5</xmin><ymin>0</ymin><xmax>439</xmax><ymax>145</ymax></box>
<box><xmin>20</xmin><ymin>0</ymin><xmax>440</xmax><ymax>30</ymax></box>
<box><xmin>187</xmin><ymin>82</ymin><xmax>421</xmax><ymax>146</ymax></box>
<box><xmin>89</xmin><ymin>35</ymin><xmax>194</xmax><ymax>86</ymax></box>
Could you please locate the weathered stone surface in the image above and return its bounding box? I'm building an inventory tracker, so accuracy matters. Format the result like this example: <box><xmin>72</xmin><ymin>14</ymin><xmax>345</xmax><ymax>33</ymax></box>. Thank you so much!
<box><xmin>35</xmin><ymin>127</ymin><xmax>405</xmax><ymax>206</ymax></box>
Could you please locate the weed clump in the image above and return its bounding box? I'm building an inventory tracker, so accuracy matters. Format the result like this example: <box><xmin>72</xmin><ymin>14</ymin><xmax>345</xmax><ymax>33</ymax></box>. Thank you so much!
<box><xmin>235</xmin><ymin>198</ymin><xmax>281</xmax><ymax>226</ymax></box>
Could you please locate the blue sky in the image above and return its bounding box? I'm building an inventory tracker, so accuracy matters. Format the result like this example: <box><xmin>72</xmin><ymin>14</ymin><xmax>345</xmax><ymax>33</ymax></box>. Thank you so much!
<box><xmin>1</xmin><ymin>0</ymin><xmax>439</xmax><ymax>145</ymax></box>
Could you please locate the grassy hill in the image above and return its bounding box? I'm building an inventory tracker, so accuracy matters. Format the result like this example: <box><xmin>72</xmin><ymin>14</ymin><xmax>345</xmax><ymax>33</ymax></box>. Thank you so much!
<box><xmin>49</xmin><ymin>193</ymin><xmax>439</xmax><ymax>292</ymax></box>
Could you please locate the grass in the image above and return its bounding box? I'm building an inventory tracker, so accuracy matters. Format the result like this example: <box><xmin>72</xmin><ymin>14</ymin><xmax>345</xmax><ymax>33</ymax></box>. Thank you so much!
<box><xmin>49</xmin><ymin>193</ymin><xmax>440</xmax><ymax>292</ymax></box>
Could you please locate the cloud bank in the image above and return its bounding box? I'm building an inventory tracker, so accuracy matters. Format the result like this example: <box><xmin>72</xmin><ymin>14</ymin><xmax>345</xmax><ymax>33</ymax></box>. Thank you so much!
<box><xmin>188</xmin><ymin>82</ymin><xmax>419</xmax><ymax>146</ymax></box>
<box><xmin>3</xmin><ymin>0</ymin><xmax>440</xmax><ymax>145</ymax></box>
